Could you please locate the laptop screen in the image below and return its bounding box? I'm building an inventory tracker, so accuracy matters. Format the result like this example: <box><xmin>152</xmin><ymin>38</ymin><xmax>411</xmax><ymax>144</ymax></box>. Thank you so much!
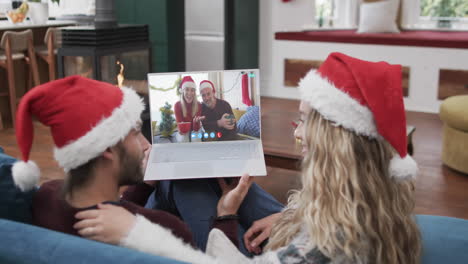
<box><xmin>147</xmin><ymin>69</ymin><xmax>261</xmax><ymax>144</ymax></box>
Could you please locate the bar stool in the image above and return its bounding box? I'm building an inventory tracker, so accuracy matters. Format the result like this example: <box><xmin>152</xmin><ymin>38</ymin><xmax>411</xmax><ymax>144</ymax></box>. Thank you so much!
<box><xmin>0</xmin><ymin>29</ymin><xmax>40</xmax><ymax>128</ymax></box>
<box><xmin>35</xmin><ymin>27</ymin><xmax>61</xmax><ymax>81</ymax></box>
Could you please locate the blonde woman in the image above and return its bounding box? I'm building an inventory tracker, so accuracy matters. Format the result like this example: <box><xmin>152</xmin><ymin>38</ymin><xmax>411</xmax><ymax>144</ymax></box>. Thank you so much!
<box><xmin>74</xmin><ymin>53</ymin><xmax>421</xmax><ymax>264</ymax></box>
<box><xmin>174</xmin><ymin>76</ymin><xmax>204</xmax><ymax>135</ymax></box>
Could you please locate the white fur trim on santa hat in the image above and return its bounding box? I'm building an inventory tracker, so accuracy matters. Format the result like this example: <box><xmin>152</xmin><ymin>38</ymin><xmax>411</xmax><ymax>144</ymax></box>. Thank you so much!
<box><xmin>181</xmin><ymin>81</ymin><xmax>196</xmax><ymax>91</ymax></box>
<box><xmin>121</xmin><ymin>215</ymin><xmax>218</xmax><ymax>264</ymax></box>
<box><xmin>298</xmin><ymin>70</ymin><xmax>379</xmax><ymax>139</ymax></box>
<box><xmin>54</xmin><ymin>87</ymin><xmax>144</xmax><ymax>172</ymax></box>
<box><xmin>200</xmin><ymin>82</ymin><xmax>214</xmax><ymax>92</ymax></box>
<box><xmin>206</xmin><ymin>229</ymin><xmax>254</xmax><ymax>263</ymax></box>
<box><xmin>389</xmin><ymin>154</ymin><xmax>418</xmax><ymax>180</ymax></box>
<box><xmin>12</xmin><ymin>160</ymin><xmax>40</xmax><ymax>192</ymax></box>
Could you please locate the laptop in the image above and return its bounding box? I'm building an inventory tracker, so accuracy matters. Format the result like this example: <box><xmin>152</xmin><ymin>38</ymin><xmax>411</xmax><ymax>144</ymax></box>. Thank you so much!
<box><xmin>144</xmin><ymin>69</ymin><xmax>267</xmax><ymax>181</ymax></box>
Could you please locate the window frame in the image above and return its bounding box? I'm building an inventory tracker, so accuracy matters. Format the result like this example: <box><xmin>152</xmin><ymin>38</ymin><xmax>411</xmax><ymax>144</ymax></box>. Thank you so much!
<box><xmin>402</xmin><ymin>0</ymin><xmax>468</xmax><ymax>30</ymax></box>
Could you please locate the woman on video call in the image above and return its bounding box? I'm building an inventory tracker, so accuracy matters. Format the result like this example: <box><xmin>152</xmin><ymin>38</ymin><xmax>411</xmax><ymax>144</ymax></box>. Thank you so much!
<box><xmin>173</xmin><ymin>76</ymin><xmax>205</xmax><ymax>136</ymax></box>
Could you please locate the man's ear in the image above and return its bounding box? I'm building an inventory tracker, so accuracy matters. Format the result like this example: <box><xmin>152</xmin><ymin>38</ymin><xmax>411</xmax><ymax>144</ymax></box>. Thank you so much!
<box><xmin>102</xmin><ymin>146</ymin><xmax>118</xmax><ymax>161</ymax></box>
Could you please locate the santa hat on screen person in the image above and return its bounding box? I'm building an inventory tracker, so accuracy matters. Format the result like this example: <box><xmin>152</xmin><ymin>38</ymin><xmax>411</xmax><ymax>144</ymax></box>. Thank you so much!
<box><xmin>179</xmin><ymin>76</ymin><xmax>196</xmax><ymax>92</ymax></box>
<box><xmin>298</xmin><ymin>52</ymin><xmax>418</xmax><ymax>180</ymax></box>
<box><xmin>12</xmin><ymin>76</ymin><xmax>144</xmax><ymax>191</ymax></box>
<box><xmin>199</xmin><ymin>80</ymin><xmax>216</xmax><ymax>94</ymax></box>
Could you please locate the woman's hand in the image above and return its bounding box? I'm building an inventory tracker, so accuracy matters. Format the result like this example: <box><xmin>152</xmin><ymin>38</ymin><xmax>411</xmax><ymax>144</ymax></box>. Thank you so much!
<box><xmin>74</xmin><ymin>203</ymin><xmax>136</xmax><ymax>245</ymax></box>
<box><xmin>244</xmin><ymin>212</ymin><xmax>282</xmax><ymax>254</ymax></box>
<box><xmin>193</xmin><ymin>115</ymin><xmax>206</xmax><ymax>123</ymax></box>
<box><xmin>217</xmin><ymin>174</ymin><xmax>254</xmax><ymax>216</ymax></box>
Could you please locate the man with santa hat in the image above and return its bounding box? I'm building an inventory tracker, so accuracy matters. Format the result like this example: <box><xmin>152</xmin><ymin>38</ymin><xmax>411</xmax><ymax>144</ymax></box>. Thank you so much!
<box><xmin>9</xmin><ymin>76</ymin><xmax>241</xmax><ymax>250</ymax></box>
<box><xmin>199</xmin><ymin>80</ymin><xmax>238</xmax><ymax>141</ymax></box>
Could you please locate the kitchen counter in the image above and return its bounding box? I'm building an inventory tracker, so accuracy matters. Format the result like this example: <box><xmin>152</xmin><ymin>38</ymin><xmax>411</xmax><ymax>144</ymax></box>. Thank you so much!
<box><xmin>0</xmin><ymin>20</ymin><xmax>75</xmax><ymax>31</ymax></box>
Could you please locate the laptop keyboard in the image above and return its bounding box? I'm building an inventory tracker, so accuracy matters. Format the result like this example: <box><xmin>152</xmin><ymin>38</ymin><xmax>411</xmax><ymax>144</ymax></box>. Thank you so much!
<box><xmin>152</xmin><ymin>141</ymin><xmax>261</xmax><ymax>163</ymax></box>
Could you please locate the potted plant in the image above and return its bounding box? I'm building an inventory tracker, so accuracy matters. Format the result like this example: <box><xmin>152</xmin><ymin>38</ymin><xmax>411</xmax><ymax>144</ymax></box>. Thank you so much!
<box><xmin>28</xmin><ymin>0</ymin><xmax>49</xmax><ymax>24</ymax></box>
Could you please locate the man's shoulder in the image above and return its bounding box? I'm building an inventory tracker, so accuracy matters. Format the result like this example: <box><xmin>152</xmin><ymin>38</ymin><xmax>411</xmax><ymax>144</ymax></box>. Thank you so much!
<box><xmin>34</xmin><ymin>179</ymin><xmax>64</xmax><ymax>206</ymax></box>
<box><xmin>121</xmin><ymin>201</ymin><xmax>189</xmax><ymax>231</ymax></box>
<box><xmin>37</xmin><ymin>179</ymin><xmax>64</xmax><ymax>195</ymax></box>
<box><xmin>121</xmin><ymin>200</ymin><xmax>177</xmax><ymax>221</ymax></box>
<box><xmin>217</xmin><ymin>99</ymin><xmax>233</xmax><ymax>111</ymax></box>
<box><xmin>217</xmin><ymin>98</ymin><xmax>229</xmax><ymax>105</ymax></box>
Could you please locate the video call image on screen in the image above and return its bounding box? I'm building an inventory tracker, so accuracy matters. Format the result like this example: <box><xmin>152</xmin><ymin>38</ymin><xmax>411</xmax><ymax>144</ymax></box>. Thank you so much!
<box><xmin>148</xmin><ymin>70</ymin><xmax>261</xmax><ymax>144</ymax></box>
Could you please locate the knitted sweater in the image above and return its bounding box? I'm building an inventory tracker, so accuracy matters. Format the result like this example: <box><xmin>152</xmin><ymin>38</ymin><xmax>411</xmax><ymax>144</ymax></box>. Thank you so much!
<box><xmin>174</xmin><ymin>100</ymin><xmax>203</xmax><ymax>132</ymax></box>
<box><xmin>32</xmin><ymin>180</ymin><xmax>239</xmax><ymax>248</ymax></box>
<box><xmin>201</xmin><ymin>99</ymin><xmax>237</xmax><ymax>140</ymax></box>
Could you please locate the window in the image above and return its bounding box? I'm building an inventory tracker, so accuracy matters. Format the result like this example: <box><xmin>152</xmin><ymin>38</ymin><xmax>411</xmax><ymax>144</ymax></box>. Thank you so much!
<box><xmin>421</xmin><ymin>0</ymin><xmax>468</xmax><ymax>19</ymax></box>
<box><xmin>48</xmin><ymin>0</ymin><xmax>95</xmax><ymax>18</ymax></box>
<box><xmin>403</xmin><ymin>0</ymin><xmax>468</xmax><ymax>30</ymax></box>
<box><xmin>315</xmin><ymin>0</ymin><xmax>334</xmax><ymax>27</ymax></box>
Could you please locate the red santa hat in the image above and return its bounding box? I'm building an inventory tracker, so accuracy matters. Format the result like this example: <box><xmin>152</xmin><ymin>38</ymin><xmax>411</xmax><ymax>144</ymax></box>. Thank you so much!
<box><xmin>199</xmin><ymin>80</ymin><xmax>215</xmax><ymax>94</ymax></box>
<box><xmin>12</xmin><ymin>76</ymin><xmax>144</xmax><ymax>191</ymax></box>
<box><xmin>180</xmin><ymin>76</ymin><xmax>196</xmax><ymax>92</ymax></box>
<box><xmin>298</xmin><ymin>52</ymin><xmax>417</xmax><ymax>180</ymax></box>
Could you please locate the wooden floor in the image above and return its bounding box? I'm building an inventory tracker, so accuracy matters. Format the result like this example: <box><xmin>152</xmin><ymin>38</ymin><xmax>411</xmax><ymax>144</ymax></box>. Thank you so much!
<box><xmin>1</xmin><ymin>110</ymin><xmax>467</xmax><ymax>219</ymax></box>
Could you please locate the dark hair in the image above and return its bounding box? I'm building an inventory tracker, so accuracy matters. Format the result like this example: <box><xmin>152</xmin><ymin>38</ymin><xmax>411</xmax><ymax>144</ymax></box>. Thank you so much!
<box><xmin>62</xmin><ymin>157</ymin><xmax>99</xmax><ymax>200</ymax></box>
<box><xmin>62</xmin><ymin>142</ymin><xmax>125</xmax><ymax>199</ymax></box>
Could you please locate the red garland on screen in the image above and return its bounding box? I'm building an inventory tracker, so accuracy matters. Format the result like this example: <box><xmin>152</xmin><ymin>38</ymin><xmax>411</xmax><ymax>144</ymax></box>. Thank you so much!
<box><xmin>241</xmin><ymin>73</ymin><xmax>252</xmax><ymax>106</ymax></box>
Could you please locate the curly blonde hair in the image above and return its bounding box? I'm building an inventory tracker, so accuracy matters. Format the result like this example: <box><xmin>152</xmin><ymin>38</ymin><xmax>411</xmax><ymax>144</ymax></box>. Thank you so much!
<box><xmin>265</xmin><ymin>109</ymin><xmax>421</xmax><ymax>264</ymax></box>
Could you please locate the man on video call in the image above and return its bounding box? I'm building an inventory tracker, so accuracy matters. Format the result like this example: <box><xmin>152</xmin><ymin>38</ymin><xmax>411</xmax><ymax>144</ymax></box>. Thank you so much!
<box><xmin>199</xmin><ymin>80</ymin><xmax>237</xmax><ymax>141</ymax></box>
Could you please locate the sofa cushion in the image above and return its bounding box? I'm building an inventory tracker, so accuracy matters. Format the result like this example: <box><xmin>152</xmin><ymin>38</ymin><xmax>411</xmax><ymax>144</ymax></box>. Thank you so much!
<box><xmin>232</xmin><ymin>109</ymin><xmax>246</xmax><ymax>124</ymax></box>
<box><xmin>357</xmin><ymin>0</ymin><xmax>400</xmax><ymax>34</ymax></box>
<box><xmin>0</xmin><ymin>150</ymin><xmax>36</xmax><ymax>224</ymax></box>
<box><xmin>0</xmin><ymin>219</ymin><xmax>186</xmax><ymax>264</ymax></box>
<box><xmin>236</xmin><ymin>106</ymin><xmax>260</xmax><ymax>138</ymax></box>
<box><xmin>416</xmin><ymin>214</ymin><xmax>468</xmax><ymax>264</ymax></box>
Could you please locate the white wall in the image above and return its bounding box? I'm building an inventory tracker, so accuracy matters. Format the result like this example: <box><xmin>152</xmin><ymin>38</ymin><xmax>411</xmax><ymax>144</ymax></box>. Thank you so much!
<box><xmin>259</xmin><ymin>0</ymin><xmax>315</xmax><ymax>97</ymax></box>
<box><xmin>223</xmin><ymin>71</ymin><xmax>244</xmax><ymax>110</ymax></box>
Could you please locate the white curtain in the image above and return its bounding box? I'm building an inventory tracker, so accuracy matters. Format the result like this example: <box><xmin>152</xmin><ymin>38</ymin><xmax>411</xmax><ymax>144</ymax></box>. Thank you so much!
<box><xmin>400</xmin><ymin>0</ymin><xmax>420</xmax><ymax>28</ymax></box>
<box><xmin>333</xmin><ymin>0</ymin><xmax>360</xmax><ymax>28</ymax></box>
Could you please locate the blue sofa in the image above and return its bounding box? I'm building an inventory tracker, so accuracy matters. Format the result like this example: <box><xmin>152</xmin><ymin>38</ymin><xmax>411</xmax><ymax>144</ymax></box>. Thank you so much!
<box><xmin>0</xmin><ymin>148</ymin><xmax>185</xmax><ymax>264</ymax></box>
<box><xmin>1</xmin><ymin>149</ymin><xmax>468</xmax><ymax>263</ymax></box>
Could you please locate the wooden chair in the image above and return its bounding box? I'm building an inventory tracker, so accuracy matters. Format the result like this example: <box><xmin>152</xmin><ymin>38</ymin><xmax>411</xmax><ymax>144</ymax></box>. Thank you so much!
<box><xmin>0</xmin><ymin>29</ymin><xmax>40</xmax><ymax>128</ymax></box>
<box><xmin>35</xmin><ymin>27</ymin><xmax>61</xmax><ymax>81</ymax></box>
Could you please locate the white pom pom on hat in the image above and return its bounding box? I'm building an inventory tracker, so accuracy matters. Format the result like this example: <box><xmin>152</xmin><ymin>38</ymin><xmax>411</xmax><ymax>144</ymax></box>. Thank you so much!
<box><xmin>389</xmin><ymin>155</ymin><xmax>418</xmax><ymax>180</ymax></box>
<box><xmin>12</xmin><ymin>160</ymin><xmax>40</xmax><ymax>191</ymax></box>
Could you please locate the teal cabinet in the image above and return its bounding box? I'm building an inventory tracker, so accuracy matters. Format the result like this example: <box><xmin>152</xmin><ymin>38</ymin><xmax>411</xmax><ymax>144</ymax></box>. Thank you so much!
<box><xmin>115</xmin><ymin>0</ymin><xmax>259</xmax><ymax>71</ymax></box>
<box><xmin>115</xmin><ymin>0</ymin><xmax>184</xmax><ymax>72</ymax></box>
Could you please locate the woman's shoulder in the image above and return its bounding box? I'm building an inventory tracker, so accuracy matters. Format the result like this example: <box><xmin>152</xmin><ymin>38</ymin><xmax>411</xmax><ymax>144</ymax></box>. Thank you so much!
<box><xmin>174</xmin><ymin>101</ymin><xmax>183</xmax><ymax>112</ymax></box>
